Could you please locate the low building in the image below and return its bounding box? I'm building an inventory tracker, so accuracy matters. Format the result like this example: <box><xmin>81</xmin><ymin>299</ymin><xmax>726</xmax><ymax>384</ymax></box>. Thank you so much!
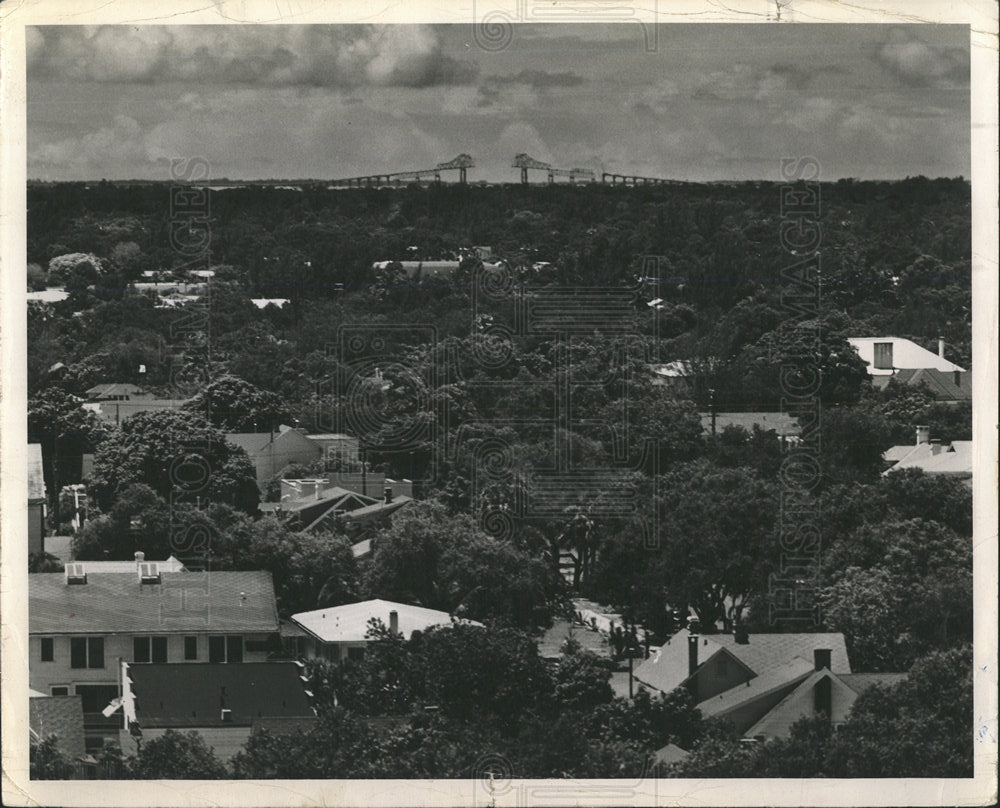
<box><xmin>271</xmin><ymin>482</ymin><xmax>413</xmax><ymax>537</ymax></box>
<box><xmin>848</xmin><ymin>336</ymin><xmax>965</xmax><ymax>377</ymax></box>
<box><xmin>883</xmin><ymin>427</ymin><xmax>972</xmax><ymax>486</ymax></box>
<box><xmin>290</xmin><ymin>599</ymin><xmax>481</xmax><ymax>663</ymax></box>
<box><xmin>119</xmin><ymin>661</ymin><xmax>316</xmax><ymax>762</ymax></box>
<box><xmin>29</xmin><ymin>566</ymin><xmax>280</xmax><ymax>751</ymax></box>
<box><xmin>633</xmin><ymin>627</ymin><xmax>851</xmax><ymax>705</ymax></box>
<box><xmin>81</xmin><ymin>387</ymin><xmax>188</xmax><ymax>425</ymax></box>
<box><xmin>699</xmin><ymin>411</ymin><xmax>801</xmax><ymax>443</ymax></box>
<box><xmin>30</xmin><ymin>693</ymin><xmax>92</xmax><ymax>773</ymax></box>
<box><xmin>225</xmin><ymin>426</ymin><xmax>321</xmax><ymax>488</ymax></box>
<box><xmin>871</xmin><ymin>367</ymin><xmax>971</xmax><ymax>403</ymax></box>
<box><xmin>303</xmin><ymin>433</ymin><xmax>360</xmax><ymax>468</ymax></box>
<box><xmin>28</xmin><ymin>443</ymin><xmax>47</xmax><ymax>555</ymax></box>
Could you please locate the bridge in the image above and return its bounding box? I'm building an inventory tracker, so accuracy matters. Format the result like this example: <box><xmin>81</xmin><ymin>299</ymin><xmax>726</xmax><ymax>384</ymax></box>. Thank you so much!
<box><xmin>330</xmin><ymin>154</ymin><xmax>474</xmax><ymax>187</ymax></box>
<box><xmin>513</xmin><ymin>153</ymin><xmax>595</xmax><ymax>185</ymax></box>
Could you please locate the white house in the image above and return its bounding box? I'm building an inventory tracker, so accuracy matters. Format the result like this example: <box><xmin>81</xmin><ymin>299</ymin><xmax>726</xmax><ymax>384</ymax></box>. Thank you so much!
<box><xmin>290</xmin><ymin>599</ymin><xmax>482</xmax><ymax>663</ymax></box>
<box><xmin>847</xmin><ymin>337</ymin><xmax>965</xmax><ymax>377</ymax></box>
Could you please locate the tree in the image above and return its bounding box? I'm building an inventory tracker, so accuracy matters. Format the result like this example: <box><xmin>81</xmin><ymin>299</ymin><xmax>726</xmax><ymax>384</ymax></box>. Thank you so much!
<box><xmin>184</xmin><ymin>374</ymin><xmax>292</xmax><ymax>432</ymax></box>
<box><xmin>132</xmin><ymin>729</ymin><xmax>228</xmax><ymax>779</ymax></box>
<box><xmin>88</xmin><ymin>409</ymin><xmax>259</xmax><ymax>514</ymax></box>
<box><xmin>552</xmin><ymin>650</ymin><xmax>614</xmax><ymax>711</ymax></box>
<box><xmin>30</xmin><ymin>735</ymin><xmax>76</xmax><ymax>779</ymax></box>
<box><xmin>28</xmin><ymin>387</ymin><xmax>108</xmax><ymax>521</ymax></box>
<box><xmin>826</xmin><ymin>646</ymin><xmax>973</xmax><ymax>777</ymax></box>
<box><xmin>656</xmin><ymin>461</ymin><xmax>779</xmax><ymax>629</ymax></box>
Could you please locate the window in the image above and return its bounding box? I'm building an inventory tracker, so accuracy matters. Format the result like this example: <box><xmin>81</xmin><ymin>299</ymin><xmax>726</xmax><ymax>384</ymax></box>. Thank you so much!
<box><xmin>133</xmin><ymin>636</ymin><xmax>166</xmax><ymax>663</ymax></box>
<box><xmin>184</xmin><ymin>636</ymin><xmax>198</xmax><ymax>661</ymax></box>
<box><xmin>208</xmin><ymin>635</ymin><xmax>243</xmax><ymax>663</ymax></box>
<box><xmin>50</xmin><ymin>686</ymin><xmax>69</xmax><ymax>696</ymax></box>
<box><xmin>209</xmin><ymin>635</ymin><xmax>225</xmax><ymax>663</ymax></box>
<box><xmin>133</xmin><ymin>636</ymin><xmax>150</xmax><ymax>663</ymax></box>
<box><xmin>40</xmin><ymin>638</ymin><xmax>54</xmax><ymax>662</ymax></box>
<box><xmin>873</xmin><ymin>341</ymin><xmax>894</xmax><ymax>370</ymax></box>
<box><xmin>347</xmin><ymin>646</ymin><xmax>366</xmax><ymax>662</ymax></box>
<box><xmin>226</xmin><ymin>635</ymin><xmax>243</xmax><ymax>663</ymax></box>
<box><xmin>245</xmin><ymin>639</ymin><xmax>268</xmax><ymax>654</ymax></box>
<box><xmin>70</xmin><ymin>637</ymin><xmax>104</xmax><ymax>669</ymax></box>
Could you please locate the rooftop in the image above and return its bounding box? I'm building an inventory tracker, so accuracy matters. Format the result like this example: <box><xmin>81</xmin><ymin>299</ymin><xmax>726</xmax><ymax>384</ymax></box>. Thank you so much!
<box><xmin>634</xmin><ymin>629</ymin><xmax>850</xmax><ymax>696</ymax></box>
<box><xmin>77</xmin><ymin>555</ymin><xmax>186</xmax><ymax>574</ymax></box>
<box><xmin>872</xmin><ymin>367</ymin><xmax>971</xmax><ymax>401</ymax></box>
<box><xmin>699</xmin><ymin>412</ymin><xmax>801</xmax><ymax>437</ymax></box>
<box><xmin>883</xmin><ymin>441</ymin><xmax>972</xmax><ymax>477</ymax></box>
<box><xmin>30</xmin><ymin>571</ymin><xmax>278</xmax><ymax>635</ymax></box>
<box><xmin>847</xmin><ymin>337</ymin><xmax>965</xmax><ymax>376</ymax></box>
<box><xmin>292</xmin><ymin>599</ymin><xmax>480</xmax><ymax>644</ymax></box>
<box><xmin>30</xmin><ymin>695</ymin><xmax>87</xmax><ymax>760</ymax></box>
<box><xmin>127</xmin><ymin>662</ymin><xmax>314</xmax><ymax>727</ymax></box>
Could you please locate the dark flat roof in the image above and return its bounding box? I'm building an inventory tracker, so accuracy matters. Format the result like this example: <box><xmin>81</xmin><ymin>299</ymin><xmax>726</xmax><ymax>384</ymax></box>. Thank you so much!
<box><xmin>128</xmin><ymin>662</ymin><xmax>314</xmax><ymax>727</ymax></box>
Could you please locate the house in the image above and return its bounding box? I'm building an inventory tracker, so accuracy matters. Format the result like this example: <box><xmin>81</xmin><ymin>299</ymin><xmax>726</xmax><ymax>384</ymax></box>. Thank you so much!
<box><xmin>700</xmin><ymin>412</ymin><xmax>801</xmax><ymax>443</ymax></box>
<box><xmin>847</xmin><ymin>337</ymin><xmax>965</xmax><ymax>377</ymax></box>
<box><xmin>290</xmin><ymin>599</ymin><xmax>481</xmax><ymax>663</ymax></box>
<box><xmin>27</xmin><ymin>288</ymin><xmax>70</xmax><ymax>304</ymax></box>
<box><xmin>871</xmin><ymin>367</ymin><xmax>971</xmax><ymax>403</ymax></box>
<box><xmin>372</xmin><ymin>260</ymin><xmax>505</xmax><ymax>281</ymax></box>
<box><xmin>29</xmin><ymin>566</ymin><xmax>280</xmax><ymax>750</ymax></box>
<box><xmin>30</xmin><ymin>693</ymin><xmax>93</xmax><ymax>773</ymax></box>
<box><xmin>250</xmin><ymin>298</ymin><xmax>290</xmax><ymax>309</ymax></box>
<box><xmin>84</xmin><ymin>383</ymin><xmax>146</xmax><ymax>402</ymax></box>
<box><xmin>81</xmin><ymin>387</ymin><xmax>188</xmax><ymax>425</ymax></box>
<box><xmin>28</xmin><ymin>443</ymin><xmax>47</xmax><ymax>554</ymax></box>
<box><xmin>270</xmin><ymin>481</ymin><xmax>412</xmax><ymax>537</ymax></box>
<box><xmin>118</xmin><ymin>661</ymin><xmax>316</xmax><ymax>762</ymax></box>
<box><xmin>303</xmin><ymin>433</ymin><xmax>360</xmax><ymax>469</ymax></box>
<box><xmin>729</xmin><ymin>669</ymin><xmax>907</xmax><ymax>739</ymax></box>
<box><xmin>633</xmin><ymin>627</ymin><xmax>850</xmax><ymax>705</ymax></box>
<box><xmin>882</xmin><ymin>426</ymin><xmax>972</xmax><ymax>486</ymax></box>
<box><xmin>225</xmin><ymin>426</ymin><xmax>322</xmax><ymax>488</ymax></box>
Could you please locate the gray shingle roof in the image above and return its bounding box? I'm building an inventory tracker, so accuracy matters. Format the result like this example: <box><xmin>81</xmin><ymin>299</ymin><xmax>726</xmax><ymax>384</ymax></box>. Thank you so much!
<box><xmin>30</xmin><ymin>571</ymin><xmax>278</xmax><ymax>634</ymax></box>
<box><xmin>30</xmin><ymin>695</ymin><xmax>87</xmax><ymax>760</ymax></box>
<box><xmin>634</xmin><ymin>629</ymin><xmax>851</xmax><ymax>695</ymax></box>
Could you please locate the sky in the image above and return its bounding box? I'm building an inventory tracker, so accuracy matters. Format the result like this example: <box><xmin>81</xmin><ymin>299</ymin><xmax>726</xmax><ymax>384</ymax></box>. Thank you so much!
<box><xmin>26</xmin><ymin>24</ymin><xmax>970</xmax><ymax>182</ymax></box>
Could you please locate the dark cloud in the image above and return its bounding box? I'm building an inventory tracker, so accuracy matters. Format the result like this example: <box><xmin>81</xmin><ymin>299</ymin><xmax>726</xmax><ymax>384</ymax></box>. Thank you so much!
<box><xmin>27</xmin><ymin>25</ymin><xmax>479</xmax><ymax>89</ymax></box>
<box><xmin>873</xmin><ymin>27</ymin><xmax>968</xmax><ymax>88</ymax></box>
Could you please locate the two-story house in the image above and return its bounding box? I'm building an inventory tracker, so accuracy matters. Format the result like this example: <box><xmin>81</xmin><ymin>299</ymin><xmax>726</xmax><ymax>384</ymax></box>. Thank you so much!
<box><xmin>29</xmin><ymin>565</ymin><xmax>280</xmax><ymax>752</ymax></box>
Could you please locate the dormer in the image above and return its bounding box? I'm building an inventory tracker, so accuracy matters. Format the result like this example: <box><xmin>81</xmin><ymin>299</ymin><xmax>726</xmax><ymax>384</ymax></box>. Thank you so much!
<box><xmin>138</xmin><ymin>562</ymin><xmax>161</xmax><ymax>585</ymax></box>
<box><xmin>65</xmin><ymin>563</ymin><xmax>87</xmax><ymax>585</ymax></box>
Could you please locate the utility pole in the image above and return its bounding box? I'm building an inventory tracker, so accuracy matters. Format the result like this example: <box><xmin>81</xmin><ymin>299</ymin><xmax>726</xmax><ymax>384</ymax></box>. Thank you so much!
<box><xmin>709</xmin><ymin>387</ymin><xmax>717</xmax><ymax>436</ymax></box>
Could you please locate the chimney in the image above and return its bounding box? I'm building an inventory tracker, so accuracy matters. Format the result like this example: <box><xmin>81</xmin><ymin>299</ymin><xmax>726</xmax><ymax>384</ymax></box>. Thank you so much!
<box><xmin>915</xmin><ymin>425</ymin><xmax>930</xmax><ymax>445</ymax></box>
<box><xmin>930</xmin><ymin>439</ymin><xmax>944</xmax><ymax>455</ymax></box>
<box><xmin>954</xmin><ymin>370</ymin><xmax>961</xmax><ymax>388</ymax></box>
<box><xmin>687</xmin><ymin>633</ymin><xmax>699</xmax><ymax>677</ymax></box>
<box><xmin>389</xmin><ymin>610</ymin><xmax>399</xmax><ymax>635</ymax></box>
<box><xmin>384</xmin><ymin>485</ymin><xmax>393</xmax><ymax>504</ymax></box>
<box><xmin>734</xmin><ymin>624</ymin><xmax>749</xmax><ymax>645</ymax></box>
<box><xmin>135</xmin><ymin>551</ymin><xmax>145</xmax><ymax>568</ymax></box>
<box><xmin>938</xmin><ymin>337</ymin><xmax>945</xmax><ymax>358</ymax></box>
<box><xmin>814</xmin><ymin>675</ymin><xmax>832</xmax><ymax>720</ymax></box>
<box><xmin>813</xmin><ymin>648</ymin><xmax>832</xmax><ymax>671</ymax></box>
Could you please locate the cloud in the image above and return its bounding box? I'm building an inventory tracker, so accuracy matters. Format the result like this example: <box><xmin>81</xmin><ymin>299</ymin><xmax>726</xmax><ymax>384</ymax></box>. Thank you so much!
<box><xmin>491</xmin><ymin>69</ymin><xmax>584</xmax><ymax>89</ymax></box>
<box><xmin>27</xmin><ymin>25</ymin><xmax>478</xmax><ymax>89</ymax></box>
<box><xmin>874</xmin><ymin>27</ymin><xmax>968</xmax><ymax>88</ymax></box>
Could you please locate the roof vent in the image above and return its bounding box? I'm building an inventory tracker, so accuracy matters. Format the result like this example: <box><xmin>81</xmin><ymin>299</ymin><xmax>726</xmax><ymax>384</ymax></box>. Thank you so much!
<box><xmin>220</xmin><ymin>708</ymin><xmax>232</xmax><ymax>723</ymax></box>
<box><xmin>65</xmin><ymin>563</ymin><xmax>87</xmax><ymax>585</ymax></box>
<box><xmin>138</xmin><ymin>562</ymin><xmax>160</xmax><ymax>585</ymax></box>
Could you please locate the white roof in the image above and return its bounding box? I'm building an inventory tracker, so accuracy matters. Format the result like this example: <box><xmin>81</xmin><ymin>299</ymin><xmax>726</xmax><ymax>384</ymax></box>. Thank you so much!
<box><xmin>250</xmin><ymin>298</ymin><xmax>290</xmax><ymax>309</ymax></box>
<box><xmin>78</xmin><ymin>555</ymin><xmax>187</xmax><ymax>573</ymax></box>
<box><xmin>847</xmin><ymin>337</ymin><xmax>965</xmax><ymax>376</ymax></box>
<box><xmin>27</xmin><ymin>289</ymin><xmax>69</xmax><ymax>303</ymax></box>
<box><xmin>291</xmin><ymin>599</ymin><xmax>480</xmax><ymax>643</ymax></box>
<box><xmin>883</xmin><ymin>441</ymin><xmax>972</xmax><ymax>477</ymax></box>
